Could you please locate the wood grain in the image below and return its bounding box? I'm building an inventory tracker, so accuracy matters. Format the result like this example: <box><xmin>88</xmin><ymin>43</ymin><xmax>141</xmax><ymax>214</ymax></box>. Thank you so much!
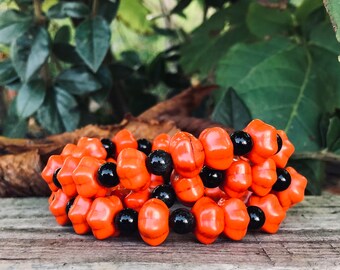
<box><xmin>0</xmin><ymin>196</ymin><xmax>339</xmax><ymax>270</ymax></box>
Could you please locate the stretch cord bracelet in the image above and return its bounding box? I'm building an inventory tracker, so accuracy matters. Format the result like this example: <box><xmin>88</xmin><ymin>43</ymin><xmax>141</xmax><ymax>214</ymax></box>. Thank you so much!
<box><xmin>42</xmin><ymin>119</ymin><xmax>308</xmax><ymax>246</ymax></box>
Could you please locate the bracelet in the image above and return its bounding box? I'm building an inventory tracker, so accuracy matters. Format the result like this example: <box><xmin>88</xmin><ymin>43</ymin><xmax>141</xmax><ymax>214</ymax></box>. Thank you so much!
<box><xmin>42</xmin><ymin>119</ymin><xmax>308</xmax><ymax>246</ymax></box>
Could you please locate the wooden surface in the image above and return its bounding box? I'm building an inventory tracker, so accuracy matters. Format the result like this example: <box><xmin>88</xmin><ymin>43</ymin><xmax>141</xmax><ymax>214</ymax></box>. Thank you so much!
<box><xmin>0</xmin><ymin>196</ymin><xmax>339</xmax><ymax>270</ymax></box>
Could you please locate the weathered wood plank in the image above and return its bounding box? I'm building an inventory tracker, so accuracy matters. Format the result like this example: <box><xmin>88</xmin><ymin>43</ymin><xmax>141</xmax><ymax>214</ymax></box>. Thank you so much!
<box><xmin>0</xmin><ymin>196</ymin><xmax>339</xmax><ymax>270</ymax></box>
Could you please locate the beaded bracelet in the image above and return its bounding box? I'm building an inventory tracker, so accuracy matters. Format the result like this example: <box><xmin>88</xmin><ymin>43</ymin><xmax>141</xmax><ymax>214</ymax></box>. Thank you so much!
<box><xmin>42</xmin><ymin>119</ymin><xmax>308</xmax><ymax>246</ymax></box>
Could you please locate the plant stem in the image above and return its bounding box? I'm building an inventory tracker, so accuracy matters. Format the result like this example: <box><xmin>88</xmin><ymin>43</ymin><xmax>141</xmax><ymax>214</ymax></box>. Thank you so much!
<box><xmin>33</xmin><ymin>0</ymin><xmax>44</xmax><ymax>23</ymax></box>
<box><xmin>293</xmin><ymin>151</ymin><xmax>340</xmax><ymax>163</ymax></box>
<box><xmin>92</xmin><ymin>0</ymin><xmax>99</xmax><ymax>17</ymax></box>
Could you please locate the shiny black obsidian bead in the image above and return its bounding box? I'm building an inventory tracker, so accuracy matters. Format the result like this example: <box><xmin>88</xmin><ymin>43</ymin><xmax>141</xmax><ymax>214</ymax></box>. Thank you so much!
<box><xmin>272</xmin><ymin>168</ymin><xmax>291</xmax><ymax>192</ymax></box>
<box><xmin>97</xmin><ymin>162</ymin><xmax>120</xmax><ymax>188</ymax></box>
<box><xmin>115</xmin><ymin>208</ymin><xmax>138</xmax><ymax>235</ymax></box>
<box><xmin>230</xmin><ymin>131</ymin><xmax>253</xmax><ymax>156</ymax></box>
<box><xmin>151</xmin><ymin>184</ymin><xmax>176</xmax><ymax>208</ymax></box>
<box><xmin>53</xmin><ymin>168</ymin><xmax>62</xmax><ymax>189</ymax></box>
<box><xmin>199</xmin><ymin>166</ymin><xmax>224</xmax><ymax>188</ymax></box>
<box><xmin>66</xmin><ymin>198</ymin><xmax>75</xmax><ymax>215</ymax></box>
<box><xmin>247</xmin><ymin>206</ymin><xmax>265</xmax><ymax>230</ymax></box>
<box><xmin>137</xmin><ymin>138</ymin><xmax>152</xmax><ymax>156</ymax></box>
<box><xmin>276</xmin><ymin>134</ymin><xmax>283</xmax><ymax>154</ymax></box>
<box><xmin>146</xmin><ymin>150</ymin><xmax>173</xmax><ymax>176</ymax></box>
<box><xmin>169</xmin><ymin>208</ymin><xmax>195</xmax><ymax>234</ymax></box>
<box><xmin>101</xmin><ymin>138</ymin><xmax>116</xmax><ymax>158</ymax></box>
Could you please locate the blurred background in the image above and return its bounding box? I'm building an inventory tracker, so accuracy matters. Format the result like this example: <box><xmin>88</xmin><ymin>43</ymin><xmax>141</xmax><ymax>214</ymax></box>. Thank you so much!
<box><xmin>0</xmin><ymin>0</ymin><xmax>339</xmax><ymax>195</ymax></box>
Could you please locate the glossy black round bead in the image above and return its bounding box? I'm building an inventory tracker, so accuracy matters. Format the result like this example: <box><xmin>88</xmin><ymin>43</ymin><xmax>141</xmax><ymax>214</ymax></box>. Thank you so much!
<box><xmin>247</xmin><ymin>206</ymin><xmax>265</xmax><ymax>230</ymax></box>
<box><xmin>101</xmin><ymin>138</ymin><xmax>116</xmax><ymax>158</ymax></box>
<box><xmin>199</xmin><ymin>166</ymin><xmax>224</xmax><ymax>188</ymax></box>
<box><xmin>115</xmin><ymin>208</ymin><xmax>138</xmax><ymax>235</ymax></box>
<box><xmin>151</xmin><ymin>184</ymin><xmax>176</xmax><ymax>208</ymax></box>
<box><xmin>65</xmin><ymin>198</ymin><xmax>75</xmax><ymax>215</ymax></box>
<box><xmin>137</xmin><ymin>138</ymin><xmax>152</xmax><ymax>156</ymax></box>
<box><xmin>97</xmin><ymin>162</ymin><xmax>120</xmax><ymax>188</ymax></box>
<box><xmin>276</xmin><ymin>134</ymin><xmax>283</xmax><ymax>154</ymax></box>
<box><xmin>230</xmin><ymin>131</ymin><xmax>253</xmax><ymax>156</ymax></box>
<box><xmin>53</xmin><ymin>168</ymin><xmax>62</xmax><ymax>189</ymax></box>
<box><xmin>272</xmin><ymin>168</ymin><xmax>291</xmax><ymax>192</ymax></box>
<box><xmin>169</xmin><ymin>208</ymin><xmax>195</xmax><ymax>234</ymax></box>
<box><xmin>146</xmin><ymin>150</ymin><xmax>173</xmax><ymax>176</ymax></box>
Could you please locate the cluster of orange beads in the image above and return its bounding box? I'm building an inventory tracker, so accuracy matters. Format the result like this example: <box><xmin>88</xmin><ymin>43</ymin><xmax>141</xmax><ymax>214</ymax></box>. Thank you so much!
<box><xmin>42</xmin><ymin>119</ymin><xmax>308</xmax><ymax>246</ymax></box>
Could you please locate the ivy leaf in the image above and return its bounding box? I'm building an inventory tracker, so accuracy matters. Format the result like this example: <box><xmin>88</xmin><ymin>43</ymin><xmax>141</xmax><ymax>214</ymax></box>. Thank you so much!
<box><xmin>0</xmin><ymin>59</ymin><xmax>19</xmax><ymax>85</ymax></box>
<box><xmin>324</xmin><ymin>0</ymin><xmax>340</xmax><ymax>43</ymax></box>
<box><xmin>296</xmin><ymin>0</ymin><xmax>323</xmax><ymax>23</ymax></box>
<box><xmin>92</xmin><ymin>65</ymin><xmax>113</xmax><ymax>105</ymax></box>
<box><xmin>216</xmin><ymin>37</ymin><xmax>332</xmax><ymax>153</ymax></box>
<box><xmin>55</xmin><ymin>87</ymin><xmax>80</xmax><ymax>131</ymax></box>
<box><xmin>16</xmin><ymin>80</ymin><xmax>46</xmax><ymax>118</ymax></box>
<box><xmin>11</xmin><ymin>26</ymin><xmax>50</xmax><ymax>81</ymax></box>
<box><xmin>55</xmin><ymin>67</ymin><xmax>101</xmax><ymax>95</ymax></box>
<box><xmin>75</xmin><ymin>17</ymin><xmax>111</xmax><ymax>72</ymax></box>
<box><xmin>52</xmin><ymin>43</ymin><xmax>83</xmax><ymax>64</ymax></box>
<box><xmin>246</xmin><ymin>2</ymin><xmax>293</xmax><ymax>38</ymax></box>
<box><xmin>47</xmin><ymin>2</ymin><xmax>90</xmax><ymax>19</ymax></box>
<box><xmin>54</xmin><ymin>25</ymin><xmax>71</xmax><ymax>43</ymax></box>
<box><xmin>212</xmin><ymin>87</ymin><xmax>252</xmax><ymax>130</ymax></box>
<box><xmin>3</xmin><ymin>98</ymin><xmax>27</xmax><ymax>138</ymax></box>
<box><xmin>98</xmin><ymin>0</ymin><xmax>120</xmax><ymax>23</ymax></box>
<box><xmin>0</xmin><ymin>10</ymin><xmax>33</xmax><ymax>45</ymax></box>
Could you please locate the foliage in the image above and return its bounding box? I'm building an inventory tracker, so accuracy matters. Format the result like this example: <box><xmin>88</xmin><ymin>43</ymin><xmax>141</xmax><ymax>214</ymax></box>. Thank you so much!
<box><xmin>0</xmin><ymin>0</ymin><xmax>340</xmax><ymax>194</ymax></box>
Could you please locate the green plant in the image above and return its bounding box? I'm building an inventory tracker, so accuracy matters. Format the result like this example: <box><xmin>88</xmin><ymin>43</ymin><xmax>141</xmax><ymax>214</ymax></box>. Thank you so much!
<box><xmin>0</xmin><ymin>0</ymin><xmax>340</xmax><ymax>194</ymax></box>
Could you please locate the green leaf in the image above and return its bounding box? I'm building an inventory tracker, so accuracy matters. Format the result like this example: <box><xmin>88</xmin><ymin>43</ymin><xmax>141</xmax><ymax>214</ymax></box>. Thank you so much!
<box><xmin>216</xmin><ymin>37</ymin><xmax>331</xmax><ymax>152</ymax></box>
<box><xmin>246</xmin><ymin>2</ymin><xmax>293</xmax><ymax>38</ymax></box>
<box><xmin>326</xmin><ymin>113</ymin><xmax>340</xmax><ymax>153</ymax></box>
<box><xmin>0</xmin><ymin>10</ymin><xmax>33</xmax><ymax>45</ymax></box>
<box><xmin>3</xmin><ymin>98</ymin><xmax>27</xmax><ymax>138</ymax></box>
<box><xmin>75</xmin><ymin>17</ymin><xmax>111</xmax><ymax>72</ymax></box>
<box><xmin>52</xmin><ymin>43</ymin><xmax>83</xmax><ymax>64</ymax></box>
<box><xmin>212</xmin><ymin>87</ymin><xmax>252</xmax><ymax>130</ymax></box>
<box><xmin>117</xmin><ymin>0</ymin><xmax>153</xmax><ymax>34</ymax></box>
<box><xmin>54</xmin><ymin>25</ymin><xmax>71</xmax><ymax>43</ymax></box>
<box><xmin>0</xmin><ymin>59</ymin><xmax>18</xmax><ymax>85</ymax></box>
<box><xmin>11</xmin><ymin>26</ymin><xmax>50</xmax><ymax>81</ymax></box>
<box><xmin>55</xmin><ymin>67</ymin><xmax>101</xmax><ymax>95</ymax></box>
<box><xmin>47</xmin><ymin>2</ymin><xmax>90</xmax><ymax>19</ymax></box>
<box><xmin>296</xmin><ymin>0</ymin><xmax>323</xmax><ymax>23</ymax></box>
<box><xmin>55</xmin><ymin>87</ymin><xmax>80</xmax><ymax>131</ymax></box>
<box><xmin>98</xmin><ymin>0</ymin><xmax>120</xmax><ymax>23</ymax></box>
<box><xmin>170</xmin><ymin>0</ymin><xmax>192</xmax><ymax>16</ymax></box>
<box><xmin>324</xmin><ymin>0</ymin><xmax>340</xmax><ymax>43</ymax></box>
<box><xmin>92</xmin><ymin>65</ymin><xmax>113</xmax><ymax>104</ymax></box>
<box><xmin>16</xmin><ymin>80</ymin><xmax>46</xmax><ymax>118</ymax></box>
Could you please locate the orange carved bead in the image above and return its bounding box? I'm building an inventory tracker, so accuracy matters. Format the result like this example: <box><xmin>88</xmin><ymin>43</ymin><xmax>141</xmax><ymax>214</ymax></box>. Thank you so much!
<box><xmin>124</xmin><ymin>188</ymin><xmax>151</xmax><ymax>212</ymax></box>
<box><xmin>272</xmin><ymin>130</ymin><xmax>295</xmax><ymax>168</ymax></box>
<box><xmin>112</xmin><ymin>129</ymin><xmax>138</xmax><ymax>156</ymax></box>
<box><xmin>152</xmin><ymin>133</ymin><xmax>171</xmax><ymax>152</ymax></box>
<box><xmin>251</xmin><ymin>159</ymin><xmax>277</xmax><ymax>196</ymax></box>
<box><xmin>149</xmin><ymin>174</ymin><xmax>164</xmax><ymax>190</ymax></box>
<box><xmin>68</xmin><ymin>196</ymin><xmax>93</xmax><ymax>234</ymax></box>
<box><xmin>77</xmin><ymin>137</ymin><xmax>107</xmax><ymax>160</ymax></box>
<box><xmin>204</xmin><ymin>187</ymin><xmax>227</xmax><ymax>202</ymax></box>
<box><xmin>49</xmin><ymin>189</ymin><xmax>72</xmax><ymax>226</ymax></box>
<box><xmin>41</xmin><ymin>155</ymin><xmax>65</xmax><ymax>192</ymax></box>
<box><xmin>57</xmin><ymin>156</ymin><xmax>80</xmax><ymax>197</ymax></box>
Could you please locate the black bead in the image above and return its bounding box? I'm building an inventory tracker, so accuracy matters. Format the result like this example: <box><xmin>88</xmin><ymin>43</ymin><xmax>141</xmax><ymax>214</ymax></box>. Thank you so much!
<box><xmin>146</xmin><ymin>150</ymin><xmax>173</xmax><ymax>176</ymax></box>
<box><xmin>115</xmin><ymin>208</ymin><xmax>138</xmax><ymax>235</ymax></box>
<box><xmin>169</xmin><ymin>208</ymin><xmax>195</xmax><ymax>234</ymax></box>
<box><xmin>230</xmin><ymin>131</ymin><xmax>253</xmax><ymax>156</ymax></box>
<box><xmin>97</xmin><ymin>162</ymin><xmax>120</xmax><ymax>188</ymax></box>
<box><xmin>151</xmin><ymin>184</ymin><xmax>176</xmax><ymax>208</ymax></box>
<box><xmin>247</xmin><ymin>206</ymin><xmax>265</xmax><ymax>230</ymax></box>
<box><xmin>66</xmin><ymin>198</ymin><xmax>75</xmax><ymax>215</ymax></box>
<box><xmin>199</xmin><ymin>166</ymin><xmax>224</xmax><ymax>188</ymax></box>
<box><xmin>101</xmin><ymin>138</ymin><xmax>116</xmax><ymax>158</ymax></box>
<box><xmin>276</xmin><ymin>134</ymin><xmax>283</xmax><ymax>154</ymax></box>
<box><xmin>272</xmin><ymin>168</ymin><xmax>291</xmax><ymax>192</ymax></box>
<box><xmin>137</xmin><ymin>138</ymin><xmax>152</xmax><ymax>156</ymax></box>
<box><xmin>53</xmin><ymin>168</ymin><xmax>62</xmax><ymax>189</ymax></box>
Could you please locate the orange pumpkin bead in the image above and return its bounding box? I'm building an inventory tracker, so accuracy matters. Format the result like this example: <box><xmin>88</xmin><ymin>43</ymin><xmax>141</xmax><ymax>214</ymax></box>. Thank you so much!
<box><xmin>72</xmin><ymin>157</ymin><xmax>107</xmax><ymax>198</ymax></box>
<box><xmin>77</xmin><ymin>137</ymin><xmax>107</xmax><ymax>160</ymax></box>
<box><xmin>191</xmin><ymin>197</ymin><xmax>224</xmax><ymax>244</ymax></box>
<box><xmin>222</xmin><ymin>160</ymin><xmax>252</xmax><ymax>198</ymax></box>
<box><xmin>138</xmin><ymin>198</ymin><xmax>170</xmax><ymax>246</ymax></box>
<box><xmin>204</xmin><ymin>187</ymin><xmax>228</xmax><ymax>202</ymax></box>
<box><xmin>152</xmin><ymin>133</ymin><xmax>171</xmax><ymax>152</ymax></box>
<box><xmin>124</xmin><ymin>188</ymin><xmax>151</xmax><ymax>212</ymax></box>
<box><xmin>149</xmin><ymin>174</ymin><xmax>165</xmax><ymax>190</ymax></box>
<box><xmin>86</xmin><ymin>196</ymin><xmax>123</xmax><ymax>240</ymax></box>
<box><xmin>169</xmin><ymin>131</ymin><xmax>205</xmax><ymax>178</ymax></box>
<box><xmin>244</xmin><ymin>119</ymin><xmax>278</xmax><ymax>164</ymax></box>
<box><xmin>274</xmin><ymin>167</ymin><xmax>307</xmax><ymax>210</ymax></box>
<box><xmin>68</xmin><ymin>196</ymin><xmax>93</xmax><ymax>234</ymax></box>
<box><xmin>272</xmin><ymin>130</ymin><xmax>295</xmax><ymax>168</ymax></box>
<box><xmin>248</xmin><ymin>194</ymin><xmax>286</xmax><ymax>234</ymax></box>
<box><xmin>117</xmin><ymin>148</ymin><xmax>151</xmax><ymax>191</ymax></box>
<box><xmin>41</xmin><ymin>155</ymin><xmax>65</xmax><ymax>192</ymax></box>
<box><xmin>110</xmin><ymin>184</ymin><xmax>130</xmax><ymax>201</ymax></box>
<box><xmin>251</xmin><ymin>159</ymin><xmax>277</xmax><ymax>196</ymax></box>
<box><xmin>218</xmin><ymin>197</ymin><xmax>250</xmax><ymax>240</ymax></box>
<box><xmin>171</xmin><ymin>171</ymin><xmax>204</xmax><ymax>206</ymax></box>
<box><xmin>57</xmin><ymin>156</ymin><xmax>79</xmax><ymax>197</ymax></box>
<box><xmin>61</xmin><ymin>143</ymin><xmax>78</xmax><ymax>156</ymax></box>
<box><xmin>112</xmin><ymin>129</ymin><xmax>138</xmax><ymax>156</ymax></box>
<box><xmin>49</xmin><ymin>189</ymin><xmax>72</xmax><ymax>226</ymax></box>
<box><xmin>199</xmin><ymin>127</ymin><xmax>233</xmax><ymax>170</ymax></box>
